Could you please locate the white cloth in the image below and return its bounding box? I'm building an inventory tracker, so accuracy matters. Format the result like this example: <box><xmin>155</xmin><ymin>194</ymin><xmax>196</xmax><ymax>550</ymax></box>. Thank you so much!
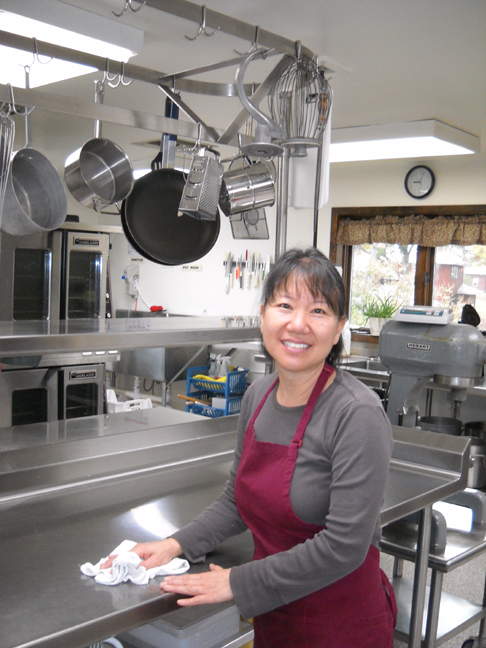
<box><xmin>80</xmin><ymin>539</ymin><xmax>190</xmax><ymax>586</ymax></box>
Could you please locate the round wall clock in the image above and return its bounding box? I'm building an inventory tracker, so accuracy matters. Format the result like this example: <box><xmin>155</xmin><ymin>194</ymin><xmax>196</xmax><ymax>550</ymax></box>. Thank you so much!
<box><xmin>404</xmin><ymin>165</ymin><xmax>435</xmax><ymax>199</ymax></box>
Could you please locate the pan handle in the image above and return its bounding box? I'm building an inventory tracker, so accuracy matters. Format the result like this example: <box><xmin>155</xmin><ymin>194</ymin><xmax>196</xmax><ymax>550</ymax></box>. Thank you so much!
<box><xmin>94</xmin><ymin>80</ymin><xmax>105</xmax><ymax>139</ymax></box>
<box><xmin>152</xmin><ymin>96</ymin><xmax>180</xmax><ymax>171</ymax></box>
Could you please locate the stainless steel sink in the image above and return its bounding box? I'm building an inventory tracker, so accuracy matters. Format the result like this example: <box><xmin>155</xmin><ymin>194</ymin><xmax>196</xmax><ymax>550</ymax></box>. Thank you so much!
<box><xmin>341</xmin><ymin>358</ymin><xmax>389</xmax><ymax>373</ymax></box>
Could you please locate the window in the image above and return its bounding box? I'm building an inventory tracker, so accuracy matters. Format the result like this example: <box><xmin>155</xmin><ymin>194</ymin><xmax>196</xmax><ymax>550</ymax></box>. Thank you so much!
<box><xmin>331</xmin><ymin>206</ymin><xmax>486</xmax><ymax>332</ymax></box>
<box><xmin>349</xmin><ymin>243</ymin><xmax>416</xmax><ymax>326</ymax></box>
<box><xmin>433</xmin><ymin>245</ymin><xmax>486</xmax><ymax>323</ymax></box>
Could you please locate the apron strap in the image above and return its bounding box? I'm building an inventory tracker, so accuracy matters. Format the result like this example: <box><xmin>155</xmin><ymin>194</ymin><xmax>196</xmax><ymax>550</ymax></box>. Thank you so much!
<box><xmin>291</xmin><ymin>363</ymin><xmax>335</xmax><ymax>448</ymax></box>
<box><xmin>248</xmin><ymin>377</ymin><xmax>279</xmax><ymax>430</ymax></box>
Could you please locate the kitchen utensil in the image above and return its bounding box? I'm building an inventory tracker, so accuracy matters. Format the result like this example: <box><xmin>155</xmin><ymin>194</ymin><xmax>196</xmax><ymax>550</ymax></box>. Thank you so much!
<box><xmin>121</xmin><ymin>101</ymin><xmax>220</xmax><ymax>265</ymax></box>
<box><xmin>64</xmin><ymin>80</ymin><xmax>133</xmax><ymax>210</ymax></box>
<box><xmin>235</xmin><ymin>48</ymin><xmax>286</xmax><ymax>158</ymax></box>
<box><xmin>176</xmin><ymin>394</ymin><xmax>210</xmax><ymax>405</ymax></box>
<box><xmin>178</xmin><ymin>138</ymin><xmax>223</xmax><ymax>221</ymax></box>
<box><xmin>268</xmin><ymin>46</ymin><xmax>332</xmax><ymax>157</ymax></box>
<box><xmin>0</xmin><ymin>106</ymin><xmax>15</xmax><ymax>223</ymax></box>
<box><xmin>2</xmin><ymin>86</ymin><xmax>67</xmax><ymax>236</ymax></box>
<box><xmin>229</xmin><ymin>208</ymin><xmax>270</xmax><ymax>239</ymax></box>
<box><xmin>418</xmin><ymin>416</ymin><xmax>463</xmax><ymax>436</ymax></box>
<box><xmin>225</xmin><ymin>251</ymin><xmax>233</xmax><ymax>293</ymax></box>
<box><xmin>219</xmin><ymin>159</ymin><xmax>275</xmax><ymax>216</ymax></box>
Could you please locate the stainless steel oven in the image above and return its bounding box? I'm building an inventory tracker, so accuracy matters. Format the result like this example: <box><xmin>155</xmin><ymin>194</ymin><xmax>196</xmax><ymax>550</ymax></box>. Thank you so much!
<box><xmin>58</xmin><ymin>364</ymin><xmax>105</xmax><ymax>420</ymax></box>
<box><xmin>0</xmin><ymin>225</ymin><xmax>111</xmax><ymax>321</ymax></box>
<box><xmin>0</xmin><ymin>364</ymin><xmax>105</xmax><ymax>428</ymax></box>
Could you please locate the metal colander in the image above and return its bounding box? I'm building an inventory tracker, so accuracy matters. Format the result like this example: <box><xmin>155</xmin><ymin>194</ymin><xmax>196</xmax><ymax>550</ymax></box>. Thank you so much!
<box><xmin>268</xmin><ymin>52</ymin><xmax>332</xmax><ymax>157</ymax></box>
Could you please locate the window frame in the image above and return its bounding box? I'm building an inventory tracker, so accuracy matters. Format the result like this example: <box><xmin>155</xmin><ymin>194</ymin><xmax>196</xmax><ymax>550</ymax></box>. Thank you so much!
<box><xmin>330</xmin><ymin>204</ymin><xmax>486</xmax><ymax>334</ymax></box>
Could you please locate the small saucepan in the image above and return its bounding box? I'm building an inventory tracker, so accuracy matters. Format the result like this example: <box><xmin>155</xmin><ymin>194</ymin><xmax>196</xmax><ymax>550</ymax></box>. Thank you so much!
<box><xmin>64</xmin><ymin>80</ymin><xmax>133</xmax><ymax>211</ymax></box>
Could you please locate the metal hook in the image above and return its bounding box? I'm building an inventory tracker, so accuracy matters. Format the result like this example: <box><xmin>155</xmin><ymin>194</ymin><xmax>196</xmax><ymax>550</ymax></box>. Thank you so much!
<box><xmin>32</xmin><ymin>38</ymin><xmax>54</xmax><ymax>65</ymax></box>
<box><xmin>107</xmin><ymin>62</ymin><xmax>133</xmax><ymax>88</ymax></box>
<box><xmin>21</xmin><ymin>38</ymin><xmax>54</xmax><ymax>71</ymax></box>
<box><xmin>103</xmin><ymin>59</ymin><xmax>119</xmax><ymax>85</ymax></box>
<box><xmin>183</xmin><ymin>123</ymin><xmax>203</xmax><ymax>153</ymax></box>
<box><xmin>234</xmin><ymin>26</ymin><xmax>260</xmax><ymax>56</ymax></box>
<box><xmin>185</xmin><ymin>6</ymin><xmax>220</xmax><ymax>41</ymax></box>
<box><xmin>7</xmin><ymin>81</ymin><xmax>34</xmax><ymax>116</ymax></box>
<box><xmin>112</xmin><ymin>0</ymin><xmax>146</xmax><ymax>18</ymax></box>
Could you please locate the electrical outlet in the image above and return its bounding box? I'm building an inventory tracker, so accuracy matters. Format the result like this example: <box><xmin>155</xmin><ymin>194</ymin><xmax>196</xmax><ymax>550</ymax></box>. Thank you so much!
<box><xmin>123</xmin><ymin>264</ymin><xmax>140</xmax><ymax>296</ymax></box>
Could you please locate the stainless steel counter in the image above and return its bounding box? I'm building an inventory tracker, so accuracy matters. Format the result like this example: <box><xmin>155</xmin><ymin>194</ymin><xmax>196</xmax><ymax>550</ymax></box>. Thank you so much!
<box><xmin>0</xmin><ymin>411</ymin><xmax>471</xmax><ymax>648</ymax></box>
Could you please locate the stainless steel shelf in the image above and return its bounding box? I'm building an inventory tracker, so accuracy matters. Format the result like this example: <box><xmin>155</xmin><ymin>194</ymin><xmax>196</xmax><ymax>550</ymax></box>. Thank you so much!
<box><xmin>0</xmin><ymin>316</ymin><xmax>261</xmax><ymax>360</ymax></box>
<box><xmin>392</xmin><ymin>577</ymin><xmax>486</xmax><ymax>646</ymax></box>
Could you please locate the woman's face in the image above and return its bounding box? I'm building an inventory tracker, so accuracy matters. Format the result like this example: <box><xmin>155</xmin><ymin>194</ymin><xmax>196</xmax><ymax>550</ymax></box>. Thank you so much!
<box><xmin>260</xmin><ymin>275</ymin><xmax>345</xmax><ymax>377</ymax></box>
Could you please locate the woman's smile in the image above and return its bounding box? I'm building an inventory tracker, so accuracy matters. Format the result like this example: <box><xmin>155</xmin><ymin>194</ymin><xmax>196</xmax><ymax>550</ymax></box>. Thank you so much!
<box><xmin>282</xmin><ymin>340</ymin><xmax>310</xmax><ymax>350</ymax></box>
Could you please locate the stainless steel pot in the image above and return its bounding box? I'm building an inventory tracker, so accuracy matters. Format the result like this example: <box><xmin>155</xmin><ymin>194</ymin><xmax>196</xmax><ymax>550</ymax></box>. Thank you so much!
<box><xmin>64</xmin><ymin>81</ymin><xmax>133</xmax><ymax>210</ymax></box>
<box><xmin>1</xmin><ymin>106</ymin><xmax>67</xmax><ymax>236</ymax></box>
<box><xmin>418</xmin><ymin>416</ymin><xmax>463</xmax><ymax>436</ymax></box>
<box><xmin>219</xmin><ymin>161</ymin><xmax>275</xmax><ymax>216</ymax></box>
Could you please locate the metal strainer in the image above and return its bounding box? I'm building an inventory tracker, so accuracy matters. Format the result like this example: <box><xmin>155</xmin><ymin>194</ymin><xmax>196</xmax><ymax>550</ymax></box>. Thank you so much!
<box><xmin>268</xmin><ymin>47</ymin><xmax>332</xmax><ymax>157</ymax></box>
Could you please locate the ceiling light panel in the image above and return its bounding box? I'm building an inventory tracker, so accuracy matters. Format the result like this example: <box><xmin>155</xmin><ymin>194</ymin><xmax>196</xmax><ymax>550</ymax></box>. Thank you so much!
<box><xmin>330</xmin><ymin>119</ymin><xmax>480</xmax><ymax>162</ymax></box>
<box><xmin>0</xmin><ymin>0</ymin><xmax>144</xmax><ymax>87</ymax></box>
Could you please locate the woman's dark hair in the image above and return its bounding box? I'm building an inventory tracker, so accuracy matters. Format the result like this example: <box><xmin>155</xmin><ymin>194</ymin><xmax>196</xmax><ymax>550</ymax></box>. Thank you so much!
<box><xmin>261</xmin><ymin>247</ymin><xmax>346</xmax><ymax>367</ymax></box>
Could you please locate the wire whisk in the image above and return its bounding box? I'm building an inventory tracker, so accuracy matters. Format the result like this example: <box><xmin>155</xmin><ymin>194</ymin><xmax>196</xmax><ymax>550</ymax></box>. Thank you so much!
<box><xmin>268</xmin><ymin>51</ymin><xmax>332</xmax><ymax>157</ymax></box>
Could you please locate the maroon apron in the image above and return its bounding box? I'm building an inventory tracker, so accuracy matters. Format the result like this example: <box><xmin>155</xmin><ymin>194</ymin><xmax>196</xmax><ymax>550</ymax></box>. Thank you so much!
<box><xmin>234</xmin><ymin>363</ymin><xmax>397</xmax><ymax>648</ymax></box>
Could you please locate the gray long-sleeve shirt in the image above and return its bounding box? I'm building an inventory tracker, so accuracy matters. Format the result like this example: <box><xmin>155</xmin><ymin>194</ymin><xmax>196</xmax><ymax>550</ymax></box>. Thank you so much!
<box><xmin>172</xmin><ymin>369</ymin><xmax>393</xmax><ymax>620</ymax></box>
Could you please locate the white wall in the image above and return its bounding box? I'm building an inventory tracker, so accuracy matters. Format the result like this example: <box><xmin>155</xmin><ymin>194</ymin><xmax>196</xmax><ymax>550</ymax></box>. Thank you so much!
<box><xmin>109</xmin><ymin>147</ymin><xmax>486</xmax><ymax>317</ymax></box>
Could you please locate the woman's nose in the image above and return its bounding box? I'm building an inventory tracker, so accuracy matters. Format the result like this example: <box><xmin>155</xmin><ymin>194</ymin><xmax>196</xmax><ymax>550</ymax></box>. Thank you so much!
<box><xmin>288</xmin><ymin>308</ymin><xmax>309</xmax><ymax>330</ymax></box>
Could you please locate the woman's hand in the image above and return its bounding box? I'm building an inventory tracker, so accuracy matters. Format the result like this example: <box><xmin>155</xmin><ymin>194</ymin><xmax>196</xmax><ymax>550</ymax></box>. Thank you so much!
<box><xmin>161</xmin><ymin>564</ymin><xmax>233</xmax><ymax>606</ymax></box>
<box><xmin>100</xmin><ymin>538</ymin><xmax>182</xmax><ymax>570</ymax></box>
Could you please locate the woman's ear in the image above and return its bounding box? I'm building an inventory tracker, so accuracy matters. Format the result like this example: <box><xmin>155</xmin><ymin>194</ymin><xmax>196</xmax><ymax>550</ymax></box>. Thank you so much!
<box><xmin>334</xmin><ymin>317</ymin><xmax>347</xmax><ymax>345</ymax></box>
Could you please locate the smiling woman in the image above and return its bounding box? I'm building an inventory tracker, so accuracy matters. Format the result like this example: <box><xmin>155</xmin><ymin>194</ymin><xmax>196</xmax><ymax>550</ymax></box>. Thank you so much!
<box><xmin>105</xmin><ymin>248</ymin><xmax>396</xmax><ymax>648</ymax></box>
<box><xmin>259</xmin><ymin>249</ymin><xmax>346</xmax><ymax>405</ymax></box>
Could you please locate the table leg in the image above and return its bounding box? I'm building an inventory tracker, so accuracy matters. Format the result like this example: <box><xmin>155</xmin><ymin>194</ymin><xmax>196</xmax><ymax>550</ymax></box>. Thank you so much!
<box><xmin>424</xmin><ymin>569</ymin><xmax>443</xmax><ymax>648</ymax></box>
<box><xmin>408</xmin><ymin>505</ymin><xmax>432</xmax><ymax>648</ymax></box>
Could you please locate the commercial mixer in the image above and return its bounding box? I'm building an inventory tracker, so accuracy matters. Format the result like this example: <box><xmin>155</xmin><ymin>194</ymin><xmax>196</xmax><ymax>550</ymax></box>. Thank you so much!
<box><xmin>379</xmin><ymin>306</ymin><xmax>486</xmax><ymax>427</ymax></box>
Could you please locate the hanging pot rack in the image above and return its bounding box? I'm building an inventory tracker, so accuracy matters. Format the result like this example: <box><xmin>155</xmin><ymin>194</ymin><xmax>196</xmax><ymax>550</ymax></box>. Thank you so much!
<box><xmin>0</xmin><ymin>0</ymin><xmax>333</xmax><ymax>255</ymax></box>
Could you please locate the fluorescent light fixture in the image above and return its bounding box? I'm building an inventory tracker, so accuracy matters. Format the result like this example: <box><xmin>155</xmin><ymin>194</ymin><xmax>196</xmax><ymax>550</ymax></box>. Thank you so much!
<box><xmin>330</xmin><ymin>119</ymin><xmax>480</xmax><ymax>162</ymax></box>
<box><xmin>0</xmin><ymin>0</ymin><xmax>144</xmax><ymax>87</ymax></box>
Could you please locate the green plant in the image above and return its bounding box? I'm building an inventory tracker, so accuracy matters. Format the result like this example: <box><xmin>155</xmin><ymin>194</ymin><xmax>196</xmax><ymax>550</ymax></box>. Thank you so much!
<box><xmin>360</xmin><ymin>295</ymin><xmax>400</xmax><ymax>320</ymax></box>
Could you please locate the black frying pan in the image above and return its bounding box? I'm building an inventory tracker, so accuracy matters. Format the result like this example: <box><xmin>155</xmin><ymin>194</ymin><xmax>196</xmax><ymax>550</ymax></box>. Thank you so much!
<box><xmin>121</xmin><ymin>168</ymin><xmax>220</xmax><ymax>265</ymax></box>
<box><xmin>121</xmin><ymin>98</ymin><xmax>220</xmax><ymax>266</ymax></box>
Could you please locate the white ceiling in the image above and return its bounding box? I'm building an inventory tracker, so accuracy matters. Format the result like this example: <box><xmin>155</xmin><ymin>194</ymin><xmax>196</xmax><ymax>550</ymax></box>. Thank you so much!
<box><xmin>11</xmin><ymin>0</ymin><xmax>486</xmax><ymax>170</ymax></box>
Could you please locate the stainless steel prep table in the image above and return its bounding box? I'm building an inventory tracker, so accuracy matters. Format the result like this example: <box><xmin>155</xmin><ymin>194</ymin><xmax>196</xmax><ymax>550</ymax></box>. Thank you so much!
<box><xmin>0</xmin><ymin>413</ymin><xmax>470</xmax><ymax>648</ymax></box>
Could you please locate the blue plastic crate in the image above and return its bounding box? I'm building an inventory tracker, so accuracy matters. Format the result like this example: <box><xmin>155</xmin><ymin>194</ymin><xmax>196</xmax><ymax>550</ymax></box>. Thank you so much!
<box><xmin>186</xmin><ymin>396</ymin><xmax>243</xmax><ymax>418</ymax></box>
<box><xmin>186</xmin><ymin>365</ymin><xmax>248</xmax><ymax>398</ymax></box>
